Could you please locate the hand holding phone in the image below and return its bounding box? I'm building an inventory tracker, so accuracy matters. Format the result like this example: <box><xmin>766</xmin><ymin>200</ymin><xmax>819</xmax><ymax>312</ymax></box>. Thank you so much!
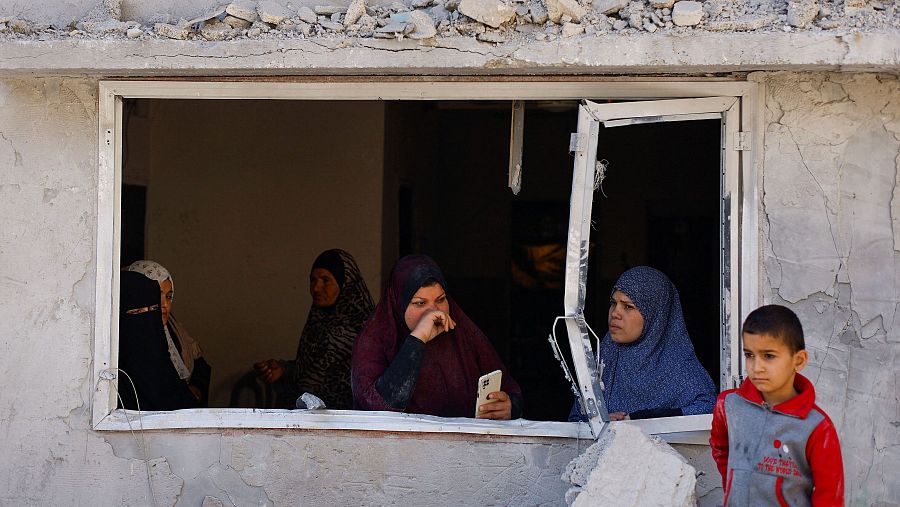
<box><xmin>475</xmin><ymin>369</ymin><xmax>502</xmax><ymax>417</ymax></box>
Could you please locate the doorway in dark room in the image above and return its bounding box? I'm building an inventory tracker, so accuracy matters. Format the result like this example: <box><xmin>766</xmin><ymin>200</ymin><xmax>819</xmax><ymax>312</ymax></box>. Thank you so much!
<box><xmin>385</xmin><ymin>101</ymin><xmax>721</xmax><ymax>421</ymax></box>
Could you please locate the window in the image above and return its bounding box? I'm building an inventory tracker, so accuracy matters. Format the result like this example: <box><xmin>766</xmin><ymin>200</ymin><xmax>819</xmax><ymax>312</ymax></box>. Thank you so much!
<box><xmin>92</xmin><ymin>80</ymin><xmax>761</xmax><ymax>444</ymax></box>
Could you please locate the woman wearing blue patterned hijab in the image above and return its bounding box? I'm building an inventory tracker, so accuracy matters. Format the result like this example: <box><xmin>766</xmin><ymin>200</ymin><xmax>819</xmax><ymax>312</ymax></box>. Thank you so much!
<box><xmin>570</xmin><ymin>266</ymin><xmax>717</xmax><ymax>421</ymax></box>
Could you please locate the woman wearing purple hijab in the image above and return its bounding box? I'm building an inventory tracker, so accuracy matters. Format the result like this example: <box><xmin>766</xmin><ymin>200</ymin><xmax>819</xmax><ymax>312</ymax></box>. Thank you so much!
<box><xmin>570</xmin><ymin>266</ymin><xmax>716</xmax><ymax>421</ymax></box>
<box><xmin>352</xmin><ymin>255</ymin><xmax>523</xmax><ymax>419</ymax></box>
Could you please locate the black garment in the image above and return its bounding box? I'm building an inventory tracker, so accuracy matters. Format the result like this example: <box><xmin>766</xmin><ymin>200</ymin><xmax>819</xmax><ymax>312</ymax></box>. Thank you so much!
<box><xmin>168</xmin><ymin>321</ymin><xmax>212</xmax><ymax>407</ymax></box>
<box><xmin>118</xmin><ymin>271</ymin><xmax>197</xmax><ymax>411</ymax></box>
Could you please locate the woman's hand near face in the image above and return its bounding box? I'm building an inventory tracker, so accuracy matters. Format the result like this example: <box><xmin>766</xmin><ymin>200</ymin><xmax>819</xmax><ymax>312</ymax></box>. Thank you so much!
<box><xmin>254</xmin><ymin>359</ymin><xmax>284</xmax><ymax>383</ymax></box>
<box><xmin>409</xmin><ymin>309</ymin><xmax>456</xmax><ymax>343</ymax></box>
<box><xmin>476</xmin><ymin>391</ymin><xmax>512</xmax><ymax>420</ymax></box>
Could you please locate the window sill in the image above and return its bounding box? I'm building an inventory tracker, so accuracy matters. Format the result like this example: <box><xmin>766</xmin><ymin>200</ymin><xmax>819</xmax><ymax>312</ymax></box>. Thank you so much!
<box><xmin>94</xmin><ymin>409</ymin><xmax>711</xmax><ymax>444</ymax></box>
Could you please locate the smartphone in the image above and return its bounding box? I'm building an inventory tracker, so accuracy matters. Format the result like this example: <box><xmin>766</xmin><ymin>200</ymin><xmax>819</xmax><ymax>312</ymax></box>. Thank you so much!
<box><xmin>475</xmin><ymin>369</ymin><xmax>502</xmax><ymax>417</ymax></box>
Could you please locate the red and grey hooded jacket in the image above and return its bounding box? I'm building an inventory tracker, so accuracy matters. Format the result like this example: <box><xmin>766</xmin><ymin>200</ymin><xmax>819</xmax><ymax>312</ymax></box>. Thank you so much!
<box><xmin>710</xmin><ymin>374</ymin><xmax>844</xmax><ymax>506</ymax></box>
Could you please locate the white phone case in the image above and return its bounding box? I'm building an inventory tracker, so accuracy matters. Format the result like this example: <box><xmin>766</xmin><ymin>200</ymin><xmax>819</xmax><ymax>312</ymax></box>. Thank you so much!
<box><xmin>475</xmin><ymin>369</ymin><xmax>503</xmax><ymax>417</ymax></box>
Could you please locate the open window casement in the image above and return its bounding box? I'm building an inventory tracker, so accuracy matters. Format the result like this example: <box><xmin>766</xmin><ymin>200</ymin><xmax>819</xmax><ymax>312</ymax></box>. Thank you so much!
<box><xmin>561</xmin><ymin>96</ymin><xmax>742</xmax><ymax>439</ymax></box>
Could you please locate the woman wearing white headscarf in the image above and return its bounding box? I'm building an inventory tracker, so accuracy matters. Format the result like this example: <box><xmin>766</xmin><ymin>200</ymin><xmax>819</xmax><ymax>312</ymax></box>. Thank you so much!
<box><xmin>127</xmin><ymin>260</ymin><xmax>212</xmax><ymax>406</ymax></box>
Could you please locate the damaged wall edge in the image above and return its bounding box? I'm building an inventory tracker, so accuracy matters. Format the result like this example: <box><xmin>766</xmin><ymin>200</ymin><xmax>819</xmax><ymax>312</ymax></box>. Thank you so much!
<box><xmin>0</xmin><ymin>31</ymin><xmax>898</xmax><ymax>76</ymax></box>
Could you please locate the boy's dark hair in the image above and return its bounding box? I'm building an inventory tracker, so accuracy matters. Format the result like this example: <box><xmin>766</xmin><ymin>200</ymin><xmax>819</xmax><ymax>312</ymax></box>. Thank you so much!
<box><xmin>742</xmin><ymin>304</ymin><xmax>805</xmax><ymax>353</ymax></box>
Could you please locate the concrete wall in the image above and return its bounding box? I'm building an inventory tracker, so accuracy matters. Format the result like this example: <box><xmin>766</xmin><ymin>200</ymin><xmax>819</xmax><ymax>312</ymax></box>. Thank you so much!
<box><xmin>133</xmin><ymin>99</ymin><xmax>384</xmax><ymax>407</ymax></box>
<box><xmin>1</xmin><ymin>72</ymin><xmax>898</xmax><ymax>505</ymax></box>
<box><xmin>760</xmin><ymin>72</ymin><xmax>900</xmax><ymax>505</ymax></box>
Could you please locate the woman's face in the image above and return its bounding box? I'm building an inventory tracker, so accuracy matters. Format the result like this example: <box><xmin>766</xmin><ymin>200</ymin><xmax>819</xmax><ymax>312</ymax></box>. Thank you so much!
<box><xmin>607</xmin><ymin>289</ymin><xmax>644</xmax><ymax>344</ymax></box>
<box><xmin>159</xmin><ymin>278</ymin><xmax>174</xmax><ymax>326</ymax></box>
<box><xmin>310</xmin><ymin>267</ymin><xmax>340</xmax><ymax>308</ymax></box>
<box><xmin>404</xmin><ymin>283</ymin><xmax>450</xmax><ymax>331</ymax></box>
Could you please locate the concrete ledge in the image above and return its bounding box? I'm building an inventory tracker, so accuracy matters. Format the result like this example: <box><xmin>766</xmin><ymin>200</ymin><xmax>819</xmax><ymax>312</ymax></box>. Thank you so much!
<box><xmin>0</xmin><ymin>31</ymin><xmax>897</xmax><ymax>75</ymax></box>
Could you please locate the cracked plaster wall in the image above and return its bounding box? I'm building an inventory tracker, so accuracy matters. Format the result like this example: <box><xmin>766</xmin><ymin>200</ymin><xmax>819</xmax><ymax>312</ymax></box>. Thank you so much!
<box><xmin>761</xmin><ymin>71</ymin><xmax>900</xmax><ymax>505</ymax></box>
<box><xmin>0</xmin><ymin>75</ymin><xmax>582</xmax><ymax>505</ymax></box>
<box><xmin>2</xmin><ymin>71</ymin><xmax>899</xmax><ymax>505</ymax></box>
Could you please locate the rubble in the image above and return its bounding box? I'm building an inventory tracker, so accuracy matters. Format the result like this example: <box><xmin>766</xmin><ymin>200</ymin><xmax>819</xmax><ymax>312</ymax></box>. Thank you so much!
<box><xmin>407</xmin><ymin>10</ymin><xmax>438</xmax><ymax>37</ymax></box>
<box><xmin>257</xmin><ymin>1</ymin><xmax>293</xmax><ymax>24</ymax></box>
<box><xmin>546</xmin><ymin>0</ymin><xmax>588</xmax><ymax>23</ymax></box>
<box><xmin>562</xmin><ymin>424</ymin><xmax>697</xmax><ymax>507</ymax></box>
<box><xmin>0</xmin><ymin>0</ymin><xmax>896</xmax><ymax>45</ymax></box>
<box><xmin>787</xmin><ymin>0</ymin><xmax>819</xmax><ymax>27</ymax></box>
<box><xmin>458</xmin><ymin>0</ymin><xmax>516</xmax><ymax>28</ymax></box>
<box><xmin>226</xmin><ymin>0</ymin><xmax>259</xmax><ymax>22</ymax></box>
<box><xmin>672</xmin><ymin>1</ymin><xmax>703</xmax><ymax>26</ymax></box>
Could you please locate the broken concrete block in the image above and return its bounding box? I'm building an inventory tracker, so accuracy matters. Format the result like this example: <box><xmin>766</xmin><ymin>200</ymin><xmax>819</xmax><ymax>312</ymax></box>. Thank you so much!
<box><xmin>545</xmin><ymin>0</ymin><xmax>587</xmax><ymax>23</ymax></box>
<box><xmin>374</xmin><ymin>20</ymin><xmax>413</xmax><ymax>34</ymax></box>
<box><xmin>201</xmin><ymin>21</ymin><xmax>231</xmax><ymax>40</ymax></box>
<box><xmin>671</xmin><ymin>0</ymin><xmax>702</xmax><ymax>25</ymax></box>
<box><xmin>257</xmin><ymin>1</ymin><xmax>292</xmax><ymax>24</ymax></box>
<box><xmin>296</xmin><ymin>6</ymin><xmax>316</xmax><ymax>23</ymax></box>
<box><xmin>223</xmin><ymin>14</ymin><xmax>253</xmax><ymax>28</ymax></box>
<box><xmin>201</xmin><ymin>496</ymin><xmax>225</xmax><ymax>507</ymax></box>
<box><xmin>80</xmin><ymin>18</ymin><xmax>130</xmax><ymax>34</ymax></box>
<box><xmin>530</xmin><ymin>4</ymin><xmax>550</xmax><ymax>23</ymax></box>
<box><xmin>843</xmin><ymin>0</ymin><xmax>869</xmax><ymax>16</ymax></box>
<box><xmin>643</xmin><ymin>20</ymin><xmax>657</xmax><ymax>30</ymax></box>
<box><xmin>563</xmin><ymin>424</ymin><xmax>697</xmax><ymax>507</ymax></box>
<box><xmin>126</xmin><ymin>27</ymin><xmax>143</xmax><ymax>38</ymax></box>
<box><xmin>315</xmin><ymin>5</ymin><xmax>345</xmax><ymax>15</ymax></box>
<box><xmin>430</xmin><ymin>5</ymin><xmax>452</xmax><ymax>22</ymax></box>
<box><xmin>226</xmin><ymin>0</ymin><xmax>259</xmax><ymax>22</ymax></box>
<box><xmin>649</xmin><ymin>0</ymin><xmax>674</xmax><ymax>7</ymax></box>
<box><xmin>787</xmin><ymin>0</ymin><xmax>818</xmax><ymax>27</ymax></box>
<box><xmin>458</xmin><ymin>0</ymin><xmax>516</xmax><ymax>27</ymax></box>
<box><xmin>7</xmin><ymin>19</ymin><xmax>33</xmax><ymax>34</ymax></box>
<box><xmin>154</xmin><ymin>22</ymin><xmax>191</xmax><ymax>39</ymax></box>
<box><xmin>477</xmin><ymin>29</ymin><xmax>506</xmax><ymax>41</ymax></box>
<box><xmin>344</xmin><ymin>0</ymin><xmax>367</xmax><ymax>25</ymax></box>
<box><xmin>81</xmin><ymin>0</ymin><xmax>124</xmax><ymax>23</ymax></box>
<box><xmin>612</xmin><ymin>18</ymin><xmax>627</xmax><ymax>29</ymax></box>
<box><xmin>413</xmin><ymin>0</ymin><xmax>433</xmax><ymax>7</ymax></box>
<box><xmin>561</xmin><ymin>21</ymin><xmax>584</xmax><ymax>35</ymax></box>
<box><xmin>407</xmin><ymin>10</ymin><xmax>438</xmax><ymax>38</ymax></box>
<box><xmin>705</xmin><ymin>13</ymin><xmax>775</xmax><ymax>30</ymax></box>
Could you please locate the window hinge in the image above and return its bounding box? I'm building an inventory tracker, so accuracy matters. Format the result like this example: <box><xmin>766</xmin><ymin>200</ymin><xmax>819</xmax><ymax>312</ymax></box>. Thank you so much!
<box><xmin>734</xmin><ymin>131</ymin><xmax>751</xmax><ymax>151</ymax></box>
<box><xmin>569</xmin><ymin>133</ymin><xmax>587</xmax><ymax>155</ymax></box>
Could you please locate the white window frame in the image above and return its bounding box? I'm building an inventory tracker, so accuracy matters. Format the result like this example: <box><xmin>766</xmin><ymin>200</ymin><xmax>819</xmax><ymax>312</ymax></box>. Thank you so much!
<box><xmin>92</xmin><ymin>80</ymin><xmax>762</xmax><ymax>444</ymax></box>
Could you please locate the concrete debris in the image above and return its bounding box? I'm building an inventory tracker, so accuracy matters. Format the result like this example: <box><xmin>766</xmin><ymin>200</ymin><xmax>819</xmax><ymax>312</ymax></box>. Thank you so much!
<box><xmin>124</xmin><ymin>27</ymin><xmax>142</xmax><ymax>38</ymax></box>
<box><xmin>612</xmin><ymin>18</ymin><xmax>628</xmax><ymax>28</ymax></box>
<box><xmin>458</xmin><ymin>0</ymin><xmax>517</xmax><ymax>27</ymax></box>
<box><xmin>80</xmin><ymin>19</ymin><xmax>133</xmax><ymax>34</ymax></box>
<box><xmin>546</xmin><ymin>0</ymin><xmax>588</xmax><ymax>23</ymax></box>
<box><xmin>297</xmin><ymin>392</ymin><xmax>326</xmax><ymax>409</ymax></box>
<box><xmin>592</xmin><ymin>0</ymin><xmax>629</xmax><ymax>14</ymax></box>
<box><xmin>374</xmin><ymin>20</ymin><xmax>413</xmax><ymax>36</ymax></box>
<box><xmin>315</xmin><ymin>5</ymin><xmax>345</xmax><ymax>15</ymax></box>
<box><xmin>154</xmin><ymin>22</ymin><xmax>191</xmax><ymax>39</ymax></box>
<box><xmin>257</xmin><ymin>1</ymin><xmax>292</xmax><ymax>24</ymax></box>
<box><xmin>81</xmin><ymin>0</ymin><xmax>123</xmax><ymax>24</ymax></box>
<box><xmin>297</xmin><ymin>6</ymin><xmax>318</xmax><ymax>23</ymax></box>
<box><xmin>7</xmin><ymin>19</ymin><xmax>33</xmax><ymax>34</ymax></box>
<box><xmin>530</xmin><ymin>4</ymin><xmax>551</xmax><ymax>23</ymax></box>
<box><xmin>201</xmin><ymin>21</ymin><xmax>232</xmax><ymax>40</ymax></box>
<box><xmin>643</xmin><ymin>19</ymin><xmax>658</xmax><ymax>30</ymax></box>
<box><xmin>787</xmin><ymin>0</ymin><xmax>819</xmax><ymax>27</ymax></box>
<box><xmin>226</xmin><ymin>0</ymin><xmax>259</xmax><ymax>22</ymax></box>
<box><xmin>431</xmin><ymin>5</ymin><xmax>452</xmax><ymax>22</ymax></box>
<box><xmin>413</xmin><ymin>0</ymin><xmax>434</xmax><ymax>7</ymax></box>
<box><xmin>407</xmin><ymin>10</ymin><xmax>438</xmax><ymax>38</ymax></box>
<box><xmin>562</xmin><ymin>424</ymin><xmax>697</xmax><ymax>507</ymax></box>
<box><xmin>650</xmin><ymin>0</ymin><xmax>674</xmax><ymax>7</ymax></box>
<box><xmin>344</xmin><ymin>0</ymin><xmax>367</xmax><ymax>26</ymax></box>
<box><xmin>706</xmin><ymin>13</ymin><xmax>776</xmax><ymax>29</ymax></box>
<box><xmin>562</xmin><ymin>21</ymin><xmax>585</xmax><ymax>34</ymax></box>
<box><xmin>703</xmin><ymin>0</ymin><xmax>726</xmax><ymax>17</ymax></box>
<box><xmin>671</xmin><ymin>0</ymin><xmax>702</xmax><ymax>26</ymax></box>
<box><xmin>223</xmin><ymin>15</ymin><xmax>252</xmax><ymax>29</ymax></box>
<box><xmin>477</xmin><ymin>28</ymin><xmax>506</xmax><ymax>41</ymax></box>
<box><xmin>843</xmin><ymin>0</ymin><xmax>870</xmax><ymax>16</ymax></box>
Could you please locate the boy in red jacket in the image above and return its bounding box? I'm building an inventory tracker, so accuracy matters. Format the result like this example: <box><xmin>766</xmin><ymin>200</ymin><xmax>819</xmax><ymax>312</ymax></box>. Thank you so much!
<box><xmin>710</xmin><ymin>305</ymin><xmax>844</xmax><ymax>506</ymax></box>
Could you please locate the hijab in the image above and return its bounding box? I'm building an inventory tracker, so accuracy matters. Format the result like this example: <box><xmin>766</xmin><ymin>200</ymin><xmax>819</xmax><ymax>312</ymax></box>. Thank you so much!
<box><xmin>126</xmin><ymin>260</ymin><xmax>203</xmax><ymax>379</ymax></box>
<box><xmin>288</xmin><ymin>249</ymin><xmax>374</xmax><ymax>409</ymax></box>
<box><xmin>352</xmin><ymin>255</ymin><xmax>521</xmax><ymax>417</ymax></box>
<box><xmin>118</xmin><ymin>271</ymin><xmax>196</xmax><ymax>411</ymax></box>
<box><xmin>599</xmin><ymin>266</ymin><xmax>717</xmax><ymax>415</ymax></box>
